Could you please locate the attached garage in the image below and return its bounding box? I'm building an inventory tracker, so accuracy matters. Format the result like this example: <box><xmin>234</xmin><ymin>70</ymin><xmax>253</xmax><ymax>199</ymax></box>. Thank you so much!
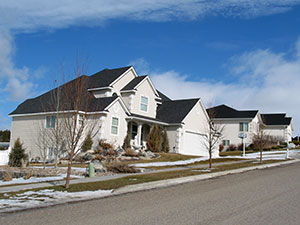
<box><xmin>182</xmin><ymin>131</ymin><xmax>207</xmax><ymax>156</ymax></box>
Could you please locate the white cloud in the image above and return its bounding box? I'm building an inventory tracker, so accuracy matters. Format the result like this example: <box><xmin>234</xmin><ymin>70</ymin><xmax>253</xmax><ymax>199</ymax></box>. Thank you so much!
<box><xmin>0</xmin><ymin>31</ymin><xmax>35</xmax><ymax>101</ymax></box>
<box><xmin>0</xmin><ymin>0</ymin><xmax>299</xmax><ymax>101</ymax></box>
<box><xmin>147</xmin><ymin>37</ymin><xmax>300</xmax><ymax>134</ymax></box>
<box><xmin>1</xmin><ymin>1</ymin><xmax>300</xmax><ymax>32</ymax></box>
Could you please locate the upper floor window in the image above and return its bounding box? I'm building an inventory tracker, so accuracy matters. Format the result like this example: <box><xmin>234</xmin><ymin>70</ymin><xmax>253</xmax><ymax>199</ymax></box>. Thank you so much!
<box><xmin>78</xmin><ymin>114</ymin><xmax>84</xmax><ymax>126</ymax></box>
<box><xmin>111</xmin><ymin>117</ymin><xmax>119</xmax><ymax>135</ymax></box>
<box><xmin>140</xmin><ymin>96</ymin><xmax>148</xmax><ymax>112</ymax></box>
<box><xmin>46</xmin><ymin>115</ymin><xmax>56</xmax><ymax>128</ymax></box>
<box><xmin>239</xmin><ymin>122</ymin><xmax>249</xmax><ymax>132</ymax></box>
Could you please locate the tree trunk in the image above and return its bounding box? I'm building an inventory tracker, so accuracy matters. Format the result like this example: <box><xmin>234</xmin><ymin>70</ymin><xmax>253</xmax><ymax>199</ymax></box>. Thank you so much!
<box><xmin>209</xmin><ymin>150</ymin><xmax>212</xmax><ymax>168</ymax></box>
<box><xmin>260</xmin><ymin>148</ymin><xmax>263</xmax><ymax>163</ymax></box>
<box><xmin>65</xmin><ymin>150</ymin><xmax>74</xmax><ymax>189</ymax></box>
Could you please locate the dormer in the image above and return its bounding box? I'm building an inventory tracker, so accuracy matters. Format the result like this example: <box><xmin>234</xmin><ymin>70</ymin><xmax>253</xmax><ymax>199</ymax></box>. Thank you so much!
<box><xmin>88</xmin><ymin>66</ymin><xmax>138</xmax><ymax>97</ymax></box>
<box><xmin>120</xmin><ymin>75</ymin><xmax>161</xmax><ymax>118</ymax></box>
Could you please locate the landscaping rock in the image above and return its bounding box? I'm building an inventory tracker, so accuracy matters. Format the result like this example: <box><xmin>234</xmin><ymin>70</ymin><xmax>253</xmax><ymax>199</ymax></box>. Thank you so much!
<box><xmin>83</xmin><ymin>153</ymin><xmax>93</xmax><ymax>161</ymax></box>
<box><xmin>91</xmin><ymin>160</ymin><xmax>107</xmax><ymax>172</ymax></box>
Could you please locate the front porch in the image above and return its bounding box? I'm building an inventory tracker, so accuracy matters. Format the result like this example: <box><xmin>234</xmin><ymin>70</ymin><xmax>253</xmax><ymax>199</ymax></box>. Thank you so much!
<box><xmin>127</xmin><ymin>121</ymin><xmax>151</xmax><ymax>149</ymax></box>
<box><xmin>126</xmin><ymin>116</ymin><xmax>168</xmax><ymax>149</ymax></box>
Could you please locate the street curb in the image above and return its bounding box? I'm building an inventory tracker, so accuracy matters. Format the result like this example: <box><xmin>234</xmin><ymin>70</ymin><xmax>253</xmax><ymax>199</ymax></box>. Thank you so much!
<box><xmin>113</xmin><ymin>159</ymin><xmax>300</xmax><ymax>195</ymax></box>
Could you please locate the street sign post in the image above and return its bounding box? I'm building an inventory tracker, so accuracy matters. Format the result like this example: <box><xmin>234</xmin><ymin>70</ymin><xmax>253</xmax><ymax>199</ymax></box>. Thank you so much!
<box><xmin>238</xmin><ymin>132</ymin><xmax>247</xmax><ymax>157</ymax></box>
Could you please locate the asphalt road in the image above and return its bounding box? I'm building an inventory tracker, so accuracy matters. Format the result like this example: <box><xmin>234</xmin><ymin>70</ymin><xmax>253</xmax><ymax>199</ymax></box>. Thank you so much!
<box><xmin>1</xmin><ymin>162</ymin><xmax>300</xmax><ymax>225</ymax></box>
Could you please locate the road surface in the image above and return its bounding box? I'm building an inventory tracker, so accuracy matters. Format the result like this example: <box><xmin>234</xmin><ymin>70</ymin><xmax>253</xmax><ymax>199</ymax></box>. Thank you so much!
<box><xmin>1</xmin><ymin>162</ymin><xmax>300</xmax><ymax>225</ymax></box>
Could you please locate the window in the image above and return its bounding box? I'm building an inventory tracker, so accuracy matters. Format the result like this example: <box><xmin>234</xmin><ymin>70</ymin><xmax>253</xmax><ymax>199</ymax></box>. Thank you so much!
<box><xmin>46</xmin><ymin>115</ymin><xmax>56</xmax><ymax>128</ymax></box>
<box><xmin>78</xmin><ymin>114</ymin><xmax>84</xmax><ymax>126</ymax></box>
<box><xmin>222</xmin><ymin>140</ymin><xmax>230</xmax><ymax>146</ymax></box>
<box><xmin>140</xmin><ymin>96</ymin><xmax>148</xmax><ymax>112</ymax></box>
<box><xmin>111</xmin><ymin>117</ymin><xmax>119</xmax><ymax>135</ymax></box>
<box><xmin>239</xmin><ymin>122</ymin><xmax>249</xmax><ymax>132</ymax></box>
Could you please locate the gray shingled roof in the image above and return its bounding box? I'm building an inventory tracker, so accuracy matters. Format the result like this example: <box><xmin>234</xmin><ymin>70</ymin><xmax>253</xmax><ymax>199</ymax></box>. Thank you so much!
<box><xmin>207</xmin><ymin>104</ymin><xmax>258</xmax><ymax>119</ymax></box>
<box><xmin>156</xmin><ymin>99</ymin><xmax>199</xmax><ymax>123</ymax></box>
<box><xmin>261</xmin><ymin>114</ymin><xmax>292</xmax><ymax>126</ymax></box>
<box><xmin>88</xmin><ymin>66</ymin><xmax>131</xmax><ymax>89</ymax></box>
<box><xmin>121</xmin><ymin>76</ymin><xmax>147</xmax><ymax>91</ymax></box>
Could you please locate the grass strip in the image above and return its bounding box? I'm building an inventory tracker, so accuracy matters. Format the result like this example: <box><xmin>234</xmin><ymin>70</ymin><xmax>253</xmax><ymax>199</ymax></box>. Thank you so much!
<box><xmin>0</xmin><ymin>159</ymin><xmax>285</xmax><ymax>199</ymax></box>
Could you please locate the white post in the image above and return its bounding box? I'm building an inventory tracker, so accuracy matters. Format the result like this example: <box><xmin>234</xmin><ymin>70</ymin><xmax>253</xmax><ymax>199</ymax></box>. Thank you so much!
<box><xmin>137</xmin><ymin>123</ymin><xmax>142</xmax><ymax>147</ymax></box>
<box><xmin>243</xmin><ymin>137</ymin><xmax>246</xmax><ymax>157</ymax></box>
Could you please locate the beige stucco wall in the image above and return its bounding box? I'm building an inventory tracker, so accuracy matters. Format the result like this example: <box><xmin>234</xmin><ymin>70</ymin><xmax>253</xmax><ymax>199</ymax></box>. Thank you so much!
<box><xmin>129</xmin><ymin>79</ymin><xmax>158</xmax><ymax>118</ymax></box>
<box><xmin>213</xmin><ymin>114</ymin><xmax>260</xmax><ymax>147</ymax></box>
<box><xmin>166</xmin><ymin>126</ymin><xmax>180</xmax><ymax>153</ymax></box>
<box><xmin>111</xmin><ymin>69</ymin><xmax>136</xmax><ymax>95</ymax></box>
<box><xmin>183</xmin><ymin>101</ymin><xmax>209</xmax><ymax>134</ymax></box>
<box><xmin>95</xmin><ymin>100</ymin><xmax>128</xmax><ymax>147</ymax></box>
<box><xmin>263</xmin><ymin>124</ymin><xmax>292</xmax><ymax>142</ymax></box>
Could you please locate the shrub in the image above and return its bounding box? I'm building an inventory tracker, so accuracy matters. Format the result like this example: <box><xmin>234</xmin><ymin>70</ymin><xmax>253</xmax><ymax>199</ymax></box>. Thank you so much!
<box><xmin>146</xmin><ymin>125</ymin><xmax>162</xmax><ymax>152</ymax></box>
<box><xmin>228</xmin><ymin>144</ymin><xmax>237</xmax><ymax>151</ymax></box>
<box><xmin>98</xmin><ymin>139</ymin><xmax>113</xmax><ymax>150</ymax></box>
<box><xmin>3</xmin><ymin>167</ymin><xmax>13</xmax><ymax>181</ymax></box>
<box><xmin>105</xmin><ymin>149</ymin><xmax>118</xmax><ymax>162</ymax></box>
<box><xmin>106</xmin><ymin>161</ymin><xmax>139</xmax><ymax>173</ymax></box>
<box><xmin>161</xmin><ymin>128</ymin><xmax>170</xmax><ymax>153</ymax></box>
<box><xmin>9</xmin><ymin>138</ymin><xmax>28</xmax><ymax>167</ymax></box>
<box><xmin>93</xmin><ymin>154</ymin><xmax>105</xmax><ymax>161</ymax></box>
<box><xmin>219</xmin><ymin>144</ymin><xmax>224</xmax><ymax>152</ymax></box>
<box><xmin>238</xmin><ymin>144</ymin><xmax>243</xmax><ymax>151</ymax></box>
<box><xmin>24</xmin><ymin>171</ymin><xmax>33</xmax><ymax>180</ymax></box>
<box><xmin>81</xmin><ymin>134</ymin><xmax>93</xmax><ymax>152</ymax></box>
<box><xmin>122</xmin><ymin>133</ymin><xmax>131</xmax><ymax>150</ymax></box>
<box><xmin>292</xmin><ymin>140</ymin><xmax>300</xmax><ymax>146</ymax></box>
<box><xmin>125</xmin><ymin>148</ymin><xmax>138</xmax><ymax>157</ymax></box>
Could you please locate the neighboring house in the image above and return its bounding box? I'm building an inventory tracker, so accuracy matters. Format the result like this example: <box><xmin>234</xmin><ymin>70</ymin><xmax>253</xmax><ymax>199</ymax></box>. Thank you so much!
<box><xmin>260</xmin><ymin>114</ymin><xmax>293</xmax><ymax>142</ymax></box>
<box><xmin>207</xmin><ymin>105</ymin><xmax>294</xmax><ymax>149</ymax></box>
<box><xmin>207</xmin><ymin>104</ymin><xmax>260</xmax><ymax>149</ymax></box>
<box><xmin>9</xmin><ymin>66</ymin><xmax>214</xmax><ymax>159</ymax></box>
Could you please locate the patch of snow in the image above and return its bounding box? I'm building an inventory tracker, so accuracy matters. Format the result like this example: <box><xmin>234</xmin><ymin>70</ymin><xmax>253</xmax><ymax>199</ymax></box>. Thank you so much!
<box><xmin>131</xmin><ymin>156</ymin><xmax>216</xmax><ymax>167</ymax></box>
<box><xmin>0</xmin><ymin>189</ymin><xmax>112</xmax><ymax>212</ymax></box>
<box><xmin>0</xmin><ymin>174</ymin><xmax>84</xmax><ymax>186</ymax></box>
<box><xmin>223</xmin><ymin>149</ymin><xmax>300</xmax><ymax>161</ymax></box>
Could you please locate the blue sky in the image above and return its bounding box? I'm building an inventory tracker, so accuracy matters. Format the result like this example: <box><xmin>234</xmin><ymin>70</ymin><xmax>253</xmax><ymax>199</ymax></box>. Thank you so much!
<box><xmin>1</xmin><ymin>1</ymin><xmax>300</xmax><ymax>134</ymax></box>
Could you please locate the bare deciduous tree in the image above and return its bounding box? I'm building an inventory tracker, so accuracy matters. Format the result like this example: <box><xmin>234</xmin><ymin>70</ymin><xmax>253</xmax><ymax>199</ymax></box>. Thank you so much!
<box><xmin>205</xmin><ymin>106</ymin><xmax>225</xmax><ymax>168</ymax></box>
<box><xmin>252</xmin><ymin>124</ymin><xmax>272</xmax><ymax>163</ymax></box>
<box><xmin>59</xmin><ymin>62</ymin><xmax>101</xmax><ymax>188</ymax></box>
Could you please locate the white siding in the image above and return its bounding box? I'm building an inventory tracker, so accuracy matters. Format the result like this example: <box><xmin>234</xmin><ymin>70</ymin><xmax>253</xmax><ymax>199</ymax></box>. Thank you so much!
<box><xmin>96</xmin><ymin>100</ymin><xmax>128</xmax><ymax>147</ymax></box>
<box><xmin>10</xmin><ymin>114</ymin><xmax>51</xmax><ymax>159</ymax></box>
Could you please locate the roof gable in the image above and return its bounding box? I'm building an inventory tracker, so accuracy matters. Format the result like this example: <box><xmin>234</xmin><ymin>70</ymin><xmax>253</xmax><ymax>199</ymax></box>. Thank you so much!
<box><xmin>156</xmin><ymin>98</ymin><xmax>200</xmax><ymax>123</ymax></box>
<box><xmin>207</xmin><ymin>104</ymin><xmax>258</xmax><ymax>119</ymax></box>
<box><xmin>88</xmin><ymin>66</ymin><xmax>131</xmax><ymax>89</ymax></box>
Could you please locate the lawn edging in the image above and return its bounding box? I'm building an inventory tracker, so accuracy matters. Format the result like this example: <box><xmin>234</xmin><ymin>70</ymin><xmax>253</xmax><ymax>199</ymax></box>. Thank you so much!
<box><xmin>113</xmin><ymin>159</ymin><xmax>300</xmax><ymax>195</ymax></box>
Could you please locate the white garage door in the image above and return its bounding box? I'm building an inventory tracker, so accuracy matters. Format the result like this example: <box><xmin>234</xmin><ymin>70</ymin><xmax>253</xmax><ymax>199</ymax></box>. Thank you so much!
<box><xmin>182</xmin><ymin>131</ymin><xmax>208</xmax><ymax>156</ymax></box>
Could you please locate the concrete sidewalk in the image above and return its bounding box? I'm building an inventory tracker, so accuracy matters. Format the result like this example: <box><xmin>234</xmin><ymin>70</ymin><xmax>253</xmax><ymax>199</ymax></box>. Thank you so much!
<box><xmin>0</xmin><ymin>159</ymin><xmax>252</xmax><ymax>193</ymax></box>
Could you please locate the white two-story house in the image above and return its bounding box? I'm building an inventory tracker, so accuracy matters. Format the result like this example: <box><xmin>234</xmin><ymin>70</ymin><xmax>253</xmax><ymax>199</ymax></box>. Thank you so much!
<box><xmin>9</xmin><ymin>66</ymin><xmax>215</xmax><ymax>159</ymax></box>
<box><xmin>207</xmin><ymin>104</ymin><xmax>293</xmax><ymax>149</ymax></box>
<box><xmin>207</xmin><ymin>104</ymin><xmax>261</xmax><ymax>149</ymax></box>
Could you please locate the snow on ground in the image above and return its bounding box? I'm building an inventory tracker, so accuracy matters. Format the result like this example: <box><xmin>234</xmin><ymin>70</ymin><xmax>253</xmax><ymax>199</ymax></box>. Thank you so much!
<box><xmin>224</xmin><ymin>149</ymin><xmax>300</xmax><ymax>161</ymax></box>
<box><xmin>0</xmin><ymin>174</ymin><xmax>84</xmax><ymax>186</ymax></box>
<box><xmin>0</xmin><ymin>189</ymin><xmax>112</xmax><ymax>212</ymax></box>
<box><xmin>131</xmin><ymin>157</ymin><xmax>214</xmax><ymax>167</ymax></box>
<box><xmin>132</xmin><ymin>150</ymin><xmax>300</xmax><ymax>167</ymax></box>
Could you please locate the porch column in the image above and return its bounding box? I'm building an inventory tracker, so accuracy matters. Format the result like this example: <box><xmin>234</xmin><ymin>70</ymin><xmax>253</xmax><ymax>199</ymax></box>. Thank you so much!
<box><xmin>137</xmin><ymin>123</ymin><xmax>143</xmax><ymax>146</ymax></box>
